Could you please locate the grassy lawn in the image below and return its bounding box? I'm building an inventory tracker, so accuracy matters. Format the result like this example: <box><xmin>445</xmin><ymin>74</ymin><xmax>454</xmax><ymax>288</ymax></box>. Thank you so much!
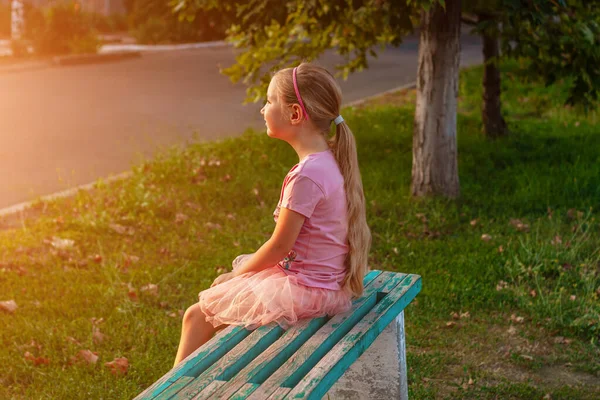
<box><xmin>1</xmin><ymin>62</ymin><xmax>599</xmax><ymax>399</ymax></box>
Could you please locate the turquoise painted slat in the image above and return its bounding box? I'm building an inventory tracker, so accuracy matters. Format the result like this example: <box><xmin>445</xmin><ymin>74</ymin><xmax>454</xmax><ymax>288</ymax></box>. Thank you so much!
<box><xmin>247</xmin><ymin>271</ymin><xmax>407</xmax><ymax>399</ymax></box>
<box><xmin>134</xmin><ymin>325</ymin><xmax>250</xmax><ymax>399</ymax></box>
<box><xmin>285</xmin><ymin>274</ymin><xmax>422</xmax><ymax>399</ymax></box>
<box><xmin>210</xmin><ymin>271</ymin><xmax>384</xmax><ymax>399</ymax></box>
<box><xmin>151</xmin><ymin>377</ymin><xmax>193</xmax><ymax>400</ymax></box>
<box><xmin>170</xmin><ymin>324</ymin><xmax>285</xmax><ymax>399</ymax></box>
<box><xmin>229</xmin><ymin>383</ymin><xmax>260</xmax><ymax>399</ymax></box>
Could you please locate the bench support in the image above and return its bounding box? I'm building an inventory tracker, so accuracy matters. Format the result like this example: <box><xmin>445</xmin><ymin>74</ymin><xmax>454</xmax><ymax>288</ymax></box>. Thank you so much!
<box><xmin>325</xmin><ymin>311</ymin><xmax>409</xmax><ymax>399</ymax></box>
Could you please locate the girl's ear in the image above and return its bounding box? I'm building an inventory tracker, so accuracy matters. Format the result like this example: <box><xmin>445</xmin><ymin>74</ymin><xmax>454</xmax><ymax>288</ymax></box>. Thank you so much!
<box><xmin>289</xmin><ymin>104</ymin><xmax>303</xmax><ymax>125</ymax></box>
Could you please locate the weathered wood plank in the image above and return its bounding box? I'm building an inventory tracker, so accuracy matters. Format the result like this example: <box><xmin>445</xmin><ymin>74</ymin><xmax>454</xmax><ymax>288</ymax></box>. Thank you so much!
<box><xmin>229</xmin><ymin>383</ymin><xmax>260</xmax><ymax>399</ymax></box>
<box><xmin>170</xmin><ymin>324</ymin><xmax>285</xmax><ymax>399</ymax></box>
<box><xmin>207</xmin><ymin>270</ymin><xmax>384</xmax><ymax>400</ymax></box>
<box><xmin>247</xmin><ymin>271</ymin><xmax>407</xmax><ymax>399</ymax></box>
<box><xmin>267</xmin><ymin>387</ymin><xmax>292</xmax><ymax>399</ymax></box>
<box><xmin>189</xmin><ymin>379</ymin><xmax>225</xmax><ymax>400</ymax></box>
<box><xmin>134</xmin><ymin>325</ymin><xmax>250</xmax><ymax>399</ymax></box>
<box><xmin>285</xmin><ymin>274</ymin><xmax>422</xmax><ymax>399</ymax></box>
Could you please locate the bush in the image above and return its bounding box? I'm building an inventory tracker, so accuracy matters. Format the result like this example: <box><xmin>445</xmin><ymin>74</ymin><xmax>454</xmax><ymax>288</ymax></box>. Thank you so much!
<box><xmin>32</xmin><ymin>2</ymin><xmax>99</xmax><ymax>56</ymax></box>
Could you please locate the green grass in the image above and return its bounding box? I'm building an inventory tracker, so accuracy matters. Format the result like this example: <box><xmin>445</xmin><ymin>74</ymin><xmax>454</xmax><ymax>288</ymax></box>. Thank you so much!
<box><xmin>1</xmin><ymin>62</ymin><xmax>599</xmax><ymax>399</ymax></box>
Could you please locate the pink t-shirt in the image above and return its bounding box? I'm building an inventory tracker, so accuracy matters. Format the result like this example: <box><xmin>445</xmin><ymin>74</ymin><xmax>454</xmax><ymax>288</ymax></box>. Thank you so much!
<box><xmin>273</xmin><ymin>149</ymin><xmax>349</xmax><ymax>290</ymax></box>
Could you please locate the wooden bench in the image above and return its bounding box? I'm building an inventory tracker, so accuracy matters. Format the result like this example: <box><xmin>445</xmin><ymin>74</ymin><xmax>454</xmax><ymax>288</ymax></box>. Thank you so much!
<box><xmin>135</xmin><ymin>270</ymin><xmax>421</xmax><ymax>399</ymax></box>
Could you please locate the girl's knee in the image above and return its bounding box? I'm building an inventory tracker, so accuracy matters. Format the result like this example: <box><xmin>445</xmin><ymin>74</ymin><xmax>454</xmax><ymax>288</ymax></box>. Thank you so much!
<box><xmin>183</xmin><ymin>304</ymin><xmax>204</xmax><ymax>325</ymax></box>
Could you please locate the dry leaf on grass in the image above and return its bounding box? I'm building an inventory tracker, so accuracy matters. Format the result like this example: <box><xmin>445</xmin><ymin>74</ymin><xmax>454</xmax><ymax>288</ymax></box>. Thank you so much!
<box><xmin>105</xmin><ymin>357</ymin><xmax>129</xmax><ymax>375</ymax></box>
<box><xmin>175</xmin><ymin>213</ymin><xmax>188</xmax><ymax>224</ymax></box>
<box><xmin>78</xmin><ymin>350</ymin><xmax>98</xmax><ymax>364</ymax></box>
<box><xmin>65</xmin><ymin>336</ymin><xmax>81</xmax><ymax>346</ymax></box>
<box><xmin>470</xmin><ymin>219</ymin><xmax>478</xmax><ymax>227</ymax></box>
<box><xmin>510</xmin><ymin>314</ymin><xmax>524</xmax><ymax>323</ymax></box>
<box><xmin>0</xmin><ymin>300</ymin><xmax>17</xmax><ymax>313</ymax></box>
<box><xmin>24</xmin><ymin>351</ymin><xmax>50</xmax><ymax>366</ymax></box>
<box><xmin>109</xmin><ymin>223</ymin><xmax>135</xmax><ymax>236</ymax></box>
<box><xmin>140</xmin><ymin>284</ymin><xmax>158</xmax><ymax>297</ymax></box>
<box><xmin>509</xmin><ymin>219</ymin><xmax>530</xmax><ymax>232</ymax></box>
<box><xmin>49</xmin><ymin>237</ymin><xmax>75</xmax><ymax>249</ymax></box>
<box><xmin>481</xmin><ymin>234</ymin><xmax>492</xmax><ymax>242</ymax></box>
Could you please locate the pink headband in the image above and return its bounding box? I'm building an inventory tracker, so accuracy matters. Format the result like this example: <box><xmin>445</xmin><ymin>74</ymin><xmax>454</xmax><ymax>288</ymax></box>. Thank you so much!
<box><xmin>292</xmin><ymin>67</ymin><xmax>309</xmax><ymax>120</ymax></box>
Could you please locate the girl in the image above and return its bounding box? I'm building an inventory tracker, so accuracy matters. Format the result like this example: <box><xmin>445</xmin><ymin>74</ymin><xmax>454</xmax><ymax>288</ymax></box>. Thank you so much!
<box><xmin>173</xmin><ymin>63</ymin><xmax>371</xmax><ymax>366</ymax></box>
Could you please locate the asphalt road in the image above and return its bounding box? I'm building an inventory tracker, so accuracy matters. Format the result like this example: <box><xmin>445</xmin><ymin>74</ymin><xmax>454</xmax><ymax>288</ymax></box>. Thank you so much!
<box><xmin>0</xmin><ymin>34</ymin><xmax>482</xmax><ymax>209</ymax></box>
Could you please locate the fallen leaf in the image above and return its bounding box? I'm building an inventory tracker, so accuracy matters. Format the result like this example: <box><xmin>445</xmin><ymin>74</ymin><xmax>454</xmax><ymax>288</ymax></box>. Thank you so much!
<box><xmin>140</xmin><ymin>284</ymin><xmax>158</xmax><ymax>297</ymax></box>
<box><xmin>496</xmin><ymin>280</ymin><xmax>508</xmax><ymax>291</ymax></box>
<box><xmin>109</xmin><ymin>223</ymin><xmax>135</xmax><ymax>236</ymax></box>
<box><xmin>0</xmin><ymin>300</ymin><xmax>17</xmax><ymax>313</ymax></box>
<box><xmin>226</xmin><ymin>213</ymin><xmax>236</xmax><ymax>220</ymax></box>
<box><xmin>460</xmin><ymin>311</ymin><xmax>470</xmax><ymax>319</ymax></box>
<box><xmin>92</xmin><ymin>254</ymin><xmax>103</xmax><ymax>264</ymax></box>
<box><xmin>24</xmin><ymin>351</ymin><xmax>50</xmax><ymax>366</ymax></box>
<box><xmin>445</xmin><ymin>321</ymin><xmax>457</xmax><ymax>328</ymax></box>
<box><xmin>66</xmin><ymin>336</ymin><xmax>81</xmax><ymax>346</ymax></box>
<box><xmin>551</xmin><ymin>235</ymin><xmax>562</xmax><ymax>246</ymax></box>
<box><xmin>481</xmin><ymin>234</ymin><xmax>492</xmax><ymax>242</ymax></box>
<box><xmin>569</xmin><ymin>295</ymin><xmax>576</xmax><ymax>301</ymax></box>
<box><xmin>105</xmin><ymin>357</ymin><xmax>129</xmax><ymax>375</ymax></box>
<box><xmin>510</xmin><ymin>314</ymin><xmax>524</xmax><ymax>323</ymax></box>
<box><xmin>451</xmin><ymin>312</ymin><xmax>460</xmax><ymax>320</ymax></box>
<box><xmin>78</xmin><ymin>349</ymin><xmax>98</xmax><ymax>364</ymax></box>
<box><xmin>50</xmin><ymin>237</ymin><xmax>74</xmax><ymax>250</ymax></box>
<box><xmin>468</xmin><ymin>377</ymin><xmax>474</xmax><ymax>385</ymax></box>
<box><xmin>509</xmin><ymin>219</ymin><xmax>530</xmax><ymax>232</ymax></box>
<box><xmin>470</xmin><ymin>219</ymin><xmax>478</xmax><ymax>227</ymax></box>
<box><xmin>507</xmin><ymin>326</ymin><xmax>517</xmax><ymax>335</ymax></box>
<box><xmin>175</xmin><ymin>213</ymin><xmax>188</xmax><ymax>224</ymax></box>
<box><xmin>520</xmin><ymin>354</ymin><xmax>533</xmax><ymax>361</ymax></box>
<box><xmin>220</xmin><ymin>174</ymin><xmax>232</xmax><ymax>182</ymax></box>
<box><xmin>529</xmin><ymin>289</ymin><xmax>537</xmax><ymax>297</ymax></box>
<box><xmin>205</xmin><ymin>222</ymin><xmax>222</xmax><ymax>230</ymax></box>
<box><xmin>90</xmin><ymin>317</ymin><xmax>104</xmax><ymax>326</ymax></box>
<box><xmin>498</xmin><ymin>245</ymin><xmax>504</xmax><ymax>253</ymax></box>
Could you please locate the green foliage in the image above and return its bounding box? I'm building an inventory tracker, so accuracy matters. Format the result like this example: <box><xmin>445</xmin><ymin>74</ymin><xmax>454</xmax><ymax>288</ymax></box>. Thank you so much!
<box><xmin>500</xmin><ymin>0</ymin><xmax>600</xmax><ymax>109</ymax></box>
<box><xmin>32</xmin><ymin>2</ymin><xmax>99</xmax><ymax>56</ymax></box>
<box><xmin>129</xmin><ymin>0</ymin><xmax>235</xmax><ymax>44</ymax></box>
<box><xmin>173</xmin><ymin>0</ymin><xmax>439</xmax><ymax>103</ymax></box>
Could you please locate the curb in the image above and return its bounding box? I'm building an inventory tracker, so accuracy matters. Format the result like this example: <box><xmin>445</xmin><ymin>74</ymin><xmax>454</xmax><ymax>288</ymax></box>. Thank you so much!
<box><xmin>0</xmin><ymin>39</ymin><xmax>230</xmax><ymax>74</ymax></box>
<box><xmin>0</xmin><ymin>172</ymin><xmax>132</xmax><ymax>219</ymax></box>
<box><xmin>98</xmin><ymin>40</ymin><xmax>230</xmax><ymax>53</ymax></box>
<box><xmin>53</xmin><ymin>51</ymin><xmax>141</xmax><ymax>66</ymax></box>
<box><xmin>344</xmin><ymin>82</ymin><xmax>417</xmax><ymax>108</ymax></box>
<box><xmin>0</xmin><ymin>82</ymin><xmax>417</xmax><ymax>219</ymax></box>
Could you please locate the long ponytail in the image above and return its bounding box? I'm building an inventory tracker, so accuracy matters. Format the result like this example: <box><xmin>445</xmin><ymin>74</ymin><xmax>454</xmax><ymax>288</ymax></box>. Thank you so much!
<box><xmin>330</xmin><ymin>123</ymin><xmax>371</xmax><ymax>298</ymax></box>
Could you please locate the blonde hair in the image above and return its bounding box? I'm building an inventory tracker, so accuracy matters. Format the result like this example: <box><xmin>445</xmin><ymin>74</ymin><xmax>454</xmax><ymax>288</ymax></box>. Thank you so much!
<box><xmin>273</xmin><ymin>63</ymin><xmax>372</xmax><ymax>298</ymax></box>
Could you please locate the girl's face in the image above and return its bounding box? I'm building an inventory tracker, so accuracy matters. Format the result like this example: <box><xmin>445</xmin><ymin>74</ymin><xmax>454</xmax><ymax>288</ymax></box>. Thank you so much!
<box><xmin>260</xmin><ymin>78</ymin><xmax>290</xmax><ymax>139</ymax></box>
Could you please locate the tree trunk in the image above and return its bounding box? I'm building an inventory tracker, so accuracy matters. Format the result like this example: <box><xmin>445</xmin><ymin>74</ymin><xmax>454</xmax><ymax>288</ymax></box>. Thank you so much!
<box><xmin>412</xmin><ymin>0</ymin><xmax>461</xmax><ymax>198</ymax></box>
<box><xmin>480</xmin><ymin>16</ymin><xmax>507</xmax><ymax>138</ymax></box>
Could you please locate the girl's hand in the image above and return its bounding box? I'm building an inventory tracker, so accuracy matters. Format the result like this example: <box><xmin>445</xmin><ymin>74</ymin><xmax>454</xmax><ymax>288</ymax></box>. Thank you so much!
<box><xmin>210</xmin><ymin>272</ymin><xmax>236</xmax><ymax>288</ymax></box>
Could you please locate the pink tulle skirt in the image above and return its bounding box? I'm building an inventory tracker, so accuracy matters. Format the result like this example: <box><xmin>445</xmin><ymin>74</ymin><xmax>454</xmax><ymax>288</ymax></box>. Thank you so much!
<box><xmin>198</xmin><ymin>255</ymin><xmax>353</xmax><ymax>330</ymax></box>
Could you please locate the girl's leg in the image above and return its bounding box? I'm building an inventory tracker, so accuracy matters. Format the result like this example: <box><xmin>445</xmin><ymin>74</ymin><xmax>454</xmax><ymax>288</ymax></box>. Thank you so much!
<box><xmin>173</xmin><ymin>304</ymin><xmax>226</xmax><ymax>367</ymax></box>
